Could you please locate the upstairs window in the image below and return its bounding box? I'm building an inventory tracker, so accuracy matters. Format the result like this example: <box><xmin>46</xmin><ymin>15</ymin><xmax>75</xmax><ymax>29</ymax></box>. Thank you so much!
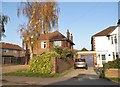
<box><xmin>54</xmin><ymin>41</ymin><xmax>61</xmax><ymax>46</ymax></box>
<box><xmin>41</xmin><ymin>41</ymin><xmax>46</xmax><ymax>49</ymax></box>
<box><xmin>111</xmin><ymin>36</ymin><xmax>113</xmax><ymax>44</ymax></box>
<box><xmin>114</xmin><ymin>36</ymin><xmax>117</xmax><ymax>44</ymax></box>
<box><xmin>13</xmin><ymin>50</ymin><xmax>17</xmax><ymax>53</ymax></box>
<box><xmin>3</xmin><ymin>49</ymin><xmax>9</xmax><ymax>53</ymax></box>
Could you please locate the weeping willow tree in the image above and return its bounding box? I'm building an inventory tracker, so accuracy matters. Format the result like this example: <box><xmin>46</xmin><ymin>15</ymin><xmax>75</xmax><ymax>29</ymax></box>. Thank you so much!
<box><xmin>0</xmin><ymin>14</ymin><xmax>10</xmax><ymax>41</ymax></box>
<box><xmin>17</xmin><ymin>0</ymin><xmax>59</xmax><ymax>60</ymax></box>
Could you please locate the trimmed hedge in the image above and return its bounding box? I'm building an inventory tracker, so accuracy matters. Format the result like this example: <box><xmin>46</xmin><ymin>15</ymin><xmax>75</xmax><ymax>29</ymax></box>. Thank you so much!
<box><xmin>29</xmin><ymin>51</ymin><xmax>60</xmax><ymax>74</ymax></box>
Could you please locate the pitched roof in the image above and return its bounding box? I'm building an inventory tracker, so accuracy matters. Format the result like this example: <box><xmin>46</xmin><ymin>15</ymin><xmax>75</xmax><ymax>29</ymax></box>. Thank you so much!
<box><xmin>39</xmin><ymin>31</ymin><xmax>75</xmax><ymax>45</ymax></box>
<box><xmin>39</xmin><ymin>31</ymin><xmax>66</xmax><ymax>40</ymax></box>
<box><xmin>0</xmin><ymin>42</ymin><xmax>24</xmax><ymax>51</ymax></box>
<box><xmin>93</xmin><ymin>26</ymin><xmax>117</xmax><ymax>37</ymax></box>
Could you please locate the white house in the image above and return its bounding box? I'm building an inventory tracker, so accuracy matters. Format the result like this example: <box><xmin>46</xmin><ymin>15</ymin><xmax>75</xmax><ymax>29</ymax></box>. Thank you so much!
<box><xmin>91</xmin><ymin>25</ymin><xmax>120</xmax><ymax>67</ymax></box>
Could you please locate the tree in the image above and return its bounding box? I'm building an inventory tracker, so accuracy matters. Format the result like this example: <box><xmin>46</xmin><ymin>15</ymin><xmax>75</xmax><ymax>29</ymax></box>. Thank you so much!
<box><xmin>17</xmin><ymin>0</ymin><xmax>59</xmax><ymax>60</ymax></box>
<box><xmin>117</xmin><ymin>19</ymin><xmax>120</xmax><ymax>26</ymax></box>
<box><xmin>0</xmin><ymin>14</ymin><xmax>10</xmax><ymax>40</ymax></box>
<box><xmin>81</xmin><ymin>48</ymin><xmax>88</xmax><ymax>51</ymax></box>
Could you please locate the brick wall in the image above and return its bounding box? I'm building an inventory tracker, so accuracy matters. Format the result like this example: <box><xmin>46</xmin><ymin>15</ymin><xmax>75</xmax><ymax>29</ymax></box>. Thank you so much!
<box><xmin>51</xmin><ymin>57</ymin><xmax>73</xmax><ymax>73</ymax></box>
<box><xmin>105</xmin><ymin>69</ymin><xmax>120</xmax><ymax>78</ymax></box>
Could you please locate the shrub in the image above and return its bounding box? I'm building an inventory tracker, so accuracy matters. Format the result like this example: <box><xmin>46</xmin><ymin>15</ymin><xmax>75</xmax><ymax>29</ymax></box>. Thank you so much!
<box><xmin>29</xmin><ymin>51</ymin><xmax>60</xmax><ymax>74</ymax></box>
<box><xmin>50</xmin><ymin>46</ymin><xmax>75</xmax><ymax>59</ymax></box>
<box><xmin>103</xmin><ymin>58</ymin><xmax>120</xmax><ymax>69</ymax></box>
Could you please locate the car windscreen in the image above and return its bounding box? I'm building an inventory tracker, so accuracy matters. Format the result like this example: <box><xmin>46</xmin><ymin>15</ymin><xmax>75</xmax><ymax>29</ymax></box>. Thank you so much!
<box><xmin>75</xmin><ymin>59</ymin><xmax>85</xmax><ymax>62</ymax></box>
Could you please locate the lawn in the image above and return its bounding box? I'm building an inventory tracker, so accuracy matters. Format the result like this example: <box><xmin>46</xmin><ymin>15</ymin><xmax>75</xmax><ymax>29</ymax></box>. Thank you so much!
<box><xmin>3</xmin><ymin>67</ymin><xmax>73</xmax><ymax>78</ymax></box>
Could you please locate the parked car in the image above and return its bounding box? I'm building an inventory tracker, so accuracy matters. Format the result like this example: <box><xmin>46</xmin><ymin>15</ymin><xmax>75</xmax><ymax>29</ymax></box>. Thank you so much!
<box><xmin>74</xmin><ymin>58</ymin><xmax>88</xmax><ymax>70</ymax></box>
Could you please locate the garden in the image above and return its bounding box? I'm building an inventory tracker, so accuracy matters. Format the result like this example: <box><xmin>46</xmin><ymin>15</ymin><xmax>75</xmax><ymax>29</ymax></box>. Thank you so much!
<box><xmin>99</xmin><ymin>58</ymin><xmax>120</xmax><ymax>83</ymax></box>
<box><xmin>4</xmin><ymin>46</ymin><xmax>75</xmax><ymax>77</ymax></box>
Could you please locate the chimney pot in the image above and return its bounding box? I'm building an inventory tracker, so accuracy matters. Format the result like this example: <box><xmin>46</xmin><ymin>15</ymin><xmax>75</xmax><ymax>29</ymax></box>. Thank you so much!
<box><xmin>67</xmin><ymin>29</ymin><xmax>70</xmax><ymax>39</ymax></box>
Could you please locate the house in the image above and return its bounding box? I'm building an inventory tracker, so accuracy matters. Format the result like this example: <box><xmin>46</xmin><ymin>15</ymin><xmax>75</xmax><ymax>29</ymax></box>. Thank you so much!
<box><xmin>0</xmin><ymin>42</ymin><xmax>26</xmax><ymax>64</ymax></box>
<box><xmin>91</xmin><ymin>25</ymin><xmax>120</xmax><ymax>67</ymax></box>
<box><xmin>33</xmin><ymin>30</ymin><xmax>75</xmax><ymax>55</ymax></box>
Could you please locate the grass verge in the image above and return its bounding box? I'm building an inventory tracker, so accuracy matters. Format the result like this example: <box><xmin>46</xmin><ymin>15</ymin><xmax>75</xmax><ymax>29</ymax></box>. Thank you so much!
<box><xmin>3</xmin><ymin>67</ymin><xmax>73</xmax><ymax>78</ymax></box>
<box><xmin>107</xmin><ymin>78</ymin><xmax>120</xmax><ymax>83</ymax></box>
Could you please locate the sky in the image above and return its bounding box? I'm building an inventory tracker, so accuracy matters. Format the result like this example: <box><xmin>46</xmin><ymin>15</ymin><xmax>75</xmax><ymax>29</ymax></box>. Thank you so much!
<box><xmin>1</xmin><ymin>1</ymin><xmax>119</xmax><ymax>50</ymax></box>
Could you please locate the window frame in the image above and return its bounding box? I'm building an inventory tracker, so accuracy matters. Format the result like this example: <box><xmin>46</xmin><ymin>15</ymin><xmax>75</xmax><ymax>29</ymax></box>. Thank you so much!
<box><xmin>54</xmin><ymin>41</ymin><xmax>61</xmax><ymax>46</ymax></box>
<box><xmin>41</xmin><ymin>41</ymin><xmax>47</xmax><ymax>49</ymax></box>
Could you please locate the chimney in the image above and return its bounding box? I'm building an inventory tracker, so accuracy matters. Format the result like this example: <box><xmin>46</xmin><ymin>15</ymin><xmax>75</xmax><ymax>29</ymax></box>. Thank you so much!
<box><xmin>66</xmin><ymin>29</ymin><xmax>70</xmax><ymax>39</ymax></box>
<box><xmin>70</xmin><ymin>34</ymin><xmax>73</xmax><ymax>41</ymax></box>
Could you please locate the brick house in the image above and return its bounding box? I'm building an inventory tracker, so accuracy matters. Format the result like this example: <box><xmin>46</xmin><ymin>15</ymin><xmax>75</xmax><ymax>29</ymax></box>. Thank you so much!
<box><xmin>33</xmin><ymin>30</ymin><xmax>75</xmax><ymax>55</ymax></box>
<box><xmin>0</xmin><ymin>42</ymin><xmax>26</xmax><ymax>64</ymax></box>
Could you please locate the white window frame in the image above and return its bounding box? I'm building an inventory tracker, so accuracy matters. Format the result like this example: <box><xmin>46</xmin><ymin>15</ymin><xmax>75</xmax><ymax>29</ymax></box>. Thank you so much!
<box><xmin>13</xmin><ymin>50</ymin><xmax>18</xmax><ymax>53</ymax></box>
<box><xmin>54</xmin><ymin>41</ymin><xmax>61</xmax><ymax>46</ymax></box>
<box><xmin>41</xmin><ymin>41</ymin><xmax>47</xmax><ymax>49</ymax></box>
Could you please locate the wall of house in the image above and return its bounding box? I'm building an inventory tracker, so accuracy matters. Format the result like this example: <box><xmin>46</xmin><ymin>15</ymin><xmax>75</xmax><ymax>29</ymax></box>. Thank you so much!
<box><xmin>110</xmin><ymin>28</ymin><xmax>118</xmax><ymax>52</ymax></box>
<box><xmin>2</xmin><ymin>49</ymin><xmax>25</xmax><ymax>65</ymax></box>
<box><xmin>94</xmin><ymin>36</ymin><xmax>114</xmax><ymax>67</ymax></box>
<box><xmin>2</xmin><ymin>49</ymin><xmax>25</xmax><ymax>58</ymax></box>
<box><xmin>95</xmin><ymin>36</ymin><xmax>109</xmax><ymax>52</ymax></box>
<box><xmin>33</xmin><ymin>40</ymin><xmax>50</xmax><ymax>55</ymax></box>
<box><xmin>118</xmin><ymin>26</ymin><xmax>120</xmax><ymax>58</ymax></box>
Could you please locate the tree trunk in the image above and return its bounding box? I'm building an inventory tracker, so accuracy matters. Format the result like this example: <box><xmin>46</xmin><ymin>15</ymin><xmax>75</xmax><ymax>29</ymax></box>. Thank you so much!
<box><xmin>29</xmin><ymin>43</ymin><xmax>33</xmax><ymax>59</ymax></box>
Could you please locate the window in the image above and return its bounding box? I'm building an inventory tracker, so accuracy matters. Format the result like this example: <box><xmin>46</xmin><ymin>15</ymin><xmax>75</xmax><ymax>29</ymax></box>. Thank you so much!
<box><xmin>114</xmin><ymin>36</ymin><xmax>117</xmax><ymax>44</ymax></box>
<box><xmin>3</xmin><ymin>49</ymin><xmax>9</xmax><ymax>53</ymax></box>
<box><xmin>13</xmin><ymin>50</ymin><xmax>17</xmax><ymax>53</ymax></box>
<box><xmin>54</xmin><ymin>41</ymin><xmax>61</xmax><ymax>46</ymax></box>
<box><xmin>41</xmin><ymin>41</ymin><xmax>46</xmax><ymax>48</ymax></box>
<box><xmin>102</xmin><ymin>54</ymin><xmax>106</xmax><ymax>64</ymax></box>
<box><xmin>111</xmin><ymin>36</ymin><xmax>113</xmax><ymax>44</ymax></box>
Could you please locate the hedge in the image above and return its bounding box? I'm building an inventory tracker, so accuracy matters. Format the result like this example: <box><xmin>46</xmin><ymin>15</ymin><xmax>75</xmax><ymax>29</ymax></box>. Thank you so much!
<box><xmin>103</xmin><ymin>58</ymin><xmax>120</xmax><ymax>69</ymax></box>
<box><xmin>29</xmin><ymin>51</ymin><xmax>60</xmax><ymax>74</ymax></box>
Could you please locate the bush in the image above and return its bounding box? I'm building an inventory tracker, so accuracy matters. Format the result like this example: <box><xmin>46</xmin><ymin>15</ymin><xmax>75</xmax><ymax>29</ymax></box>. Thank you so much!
<box><xmin>50</xmin><ymin>46</ymin><xmax>75</xmax><ymax>59</ymax></box>
<box><xmin>103</xmin><ymin>58</ymin><xmax>120</xmax><ymax>69</ymax></box>
<box><xmin>29</xmin><ymin>51</ymin><xmax>60</xmax><ymax>74</ymax></box>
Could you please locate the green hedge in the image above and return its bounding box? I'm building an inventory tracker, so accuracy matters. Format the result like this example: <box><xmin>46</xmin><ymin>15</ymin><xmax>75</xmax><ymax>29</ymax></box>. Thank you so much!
<box><xmin>103</xmin><ymin>58</ymin><xmax>120</xmax><ymax>69</ymax></box>
<box><xmin>29</xmin><ymin>51</ymin><xmax>60</xmax><ymax>74</ymax></box>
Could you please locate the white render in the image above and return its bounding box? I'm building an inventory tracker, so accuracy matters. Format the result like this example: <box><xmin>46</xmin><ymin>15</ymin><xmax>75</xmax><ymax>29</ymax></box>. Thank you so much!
<box><xmin>93</xmin><ymin>26</ymin><xmax>120</xmax><ymax>67</ymax></box>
